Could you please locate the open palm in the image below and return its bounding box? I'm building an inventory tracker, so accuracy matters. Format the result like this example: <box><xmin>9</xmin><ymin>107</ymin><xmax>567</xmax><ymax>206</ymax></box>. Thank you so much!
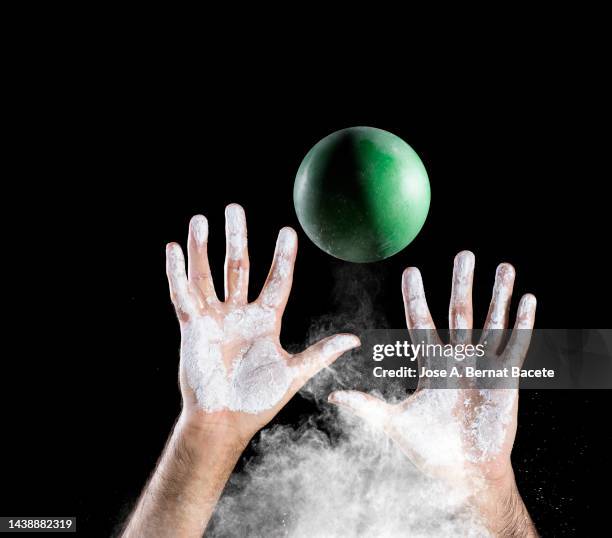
<box><xmin>166</xmin><ymin>204</ymin><xmax>360</xmax><ymax>442</ymax></box>
<box><xmin>330</xmin><ymin>251</ymin><xmax>536</xmax><ymax>486</ymax></box>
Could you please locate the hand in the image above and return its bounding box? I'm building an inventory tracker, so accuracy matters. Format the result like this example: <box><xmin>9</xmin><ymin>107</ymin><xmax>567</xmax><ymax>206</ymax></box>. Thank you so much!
<box><xmin>166</xmin><ymin>204</ymin><xmax>360</xmax><ymax>446</ymax></box>
<box><xmin>123</xmin><ymin>205</ymin><xmax>361</xmax><ymax>538</ymax></box>
<box><xmin>329</xmin><ymin>251</ymin><xmax>538</xmax><ymax>534</ymax></box>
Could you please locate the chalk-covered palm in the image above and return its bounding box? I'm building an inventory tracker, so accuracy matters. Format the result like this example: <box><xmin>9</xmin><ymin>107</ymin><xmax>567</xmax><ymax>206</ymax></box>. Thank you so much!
<box><xmin>329</xmin><ymin>251</ymin><xmax>536</xmax><ymax>486</ymax></box>
<box><xmin>166</xmin><ymin>204</ymin><xmax>360</xmax><ymax>443</ymax></box>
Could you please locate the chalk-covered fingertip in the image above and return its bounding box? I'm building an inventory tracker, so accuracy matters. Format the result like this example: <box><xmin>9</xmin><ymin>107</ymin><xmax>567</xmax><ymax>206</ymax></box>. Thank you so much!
<box><xmin>402</xmin><ymin>267</ymin><xmax>422</xmax><ymax>285</ymax></box>
<box><xmin>496</xmin><ymin>262</ymin><xmax>516</xmax><ymax>281</ymax></box>
<box><xmin>225</xmin><ymin>203</ymin><xmax>246</xmax><ymax>222</ymax></box>
<box><xmin>225</xmin><ymin>204</ymin><xmax>247</xmax><ymax>242</ymax></box>
<box><xmin>328</xmin><ymin>390</ymin><xmax>368</xmax><ymax>408</ymax></box>
<box><xmin>323</xmin><ymin>334</ymin><xmax>361</xmax><ymax>355</ymax></box>
<box><xmin>190</xmin><ymin>215</ymin><xmax>209</xmax><ymax>245</ymax></box>
<box><xmin>166</xmin><ymin>242</ymin><xmax>183</xmax><ymax>260</ymax></box>
<box><xmin>519</xmin><ymin>293</ymin><xmax>537</xmax><ymax>313</ymax></box>
<box><xmin>277</xmin><ymin>227</ymin><xmax>298</xmax><ymax>253</ymax></box>
<box><xmin>328</xmin><ymin>390</ymin><xmax>349</xmax><ymax>404</ymax></box>
<box><xmin>402</xmin><ymin>267</ymin><xmax>425</xmax><ymax>298</ymax></box>
<box><xmin>454</xmin><ymin>250</ymin><xmax>475</xmax><ymax>271</ymax></box>
<box><xmin>516</xmin><ymin>294</ymin><xmax>537</xmax><ymax>329</ymax></box>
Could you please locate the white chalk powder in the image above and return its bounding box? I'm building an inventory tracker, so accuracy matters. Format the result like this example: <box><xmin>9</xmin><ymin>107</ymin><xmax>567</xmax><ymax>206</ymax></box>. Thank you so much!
<box><xmin>259</xmin><ymin>228</ymin><xmax>296</xmax><ymax>307</ymax></box>
<box><xmin>225</xmin><ymin>204</ymin><xmax>247</xmax><ymax>260</ymax></box>
<box><xmin>450</xmin><ymin>251</ymin><xmax>474</xmax><ymax>330</ymax></box>
<box><xmin>487</xmin><ymin>264</ymin><xmax>514</xmax><ymax>329</ymax></box>
<box><xmin>393</xmin><ymin>390</ymin><xmax>464</xmax><ymax>470</ymax></box>
<box><xmin>333</xmin><ymin>386</ymin><xmax>516</xmax><ymax>473</ymax></box>
<box><xmin>181</xmin><ymin>302</ymin><xmax>359</xmax><ymax>413</ymax></box>
<box><xmin>403</xmin><ymin>269</ymin><xmax>432</xmax><ymax>327</ymax></box>
<box><xmin>173</xmin><ymin>219</ymin><xmax>318</xmax><ymax>414</ymax></box>
<box><xmin>167</xmin><ymin>244</ymin><xmax>198</xmax><ymax>317</ymax></box>
<box><xmin>181</xmin><ymin>316</ymin><xmax>229</xmax><ymax>411</ymax></box>
<box><xmin>210</xmin><ymin>410</ymin><xmax>493</xmax><ymax>537</ymax></box>
<box><xmin>190</xmin><ymin>215</ymin><xmax>208</xmax><ymax>246</ymax></box>
<box><xmin>393</xmin><ymin>388</ymin><xmax>515</xmax><ymax>469</ymax></box>
<box><xmin>330</xmin><ymin>391</ymin><xmax>369</xmax><ymax>407</ymax></box>
<box><xmin>323</xmin><ymin>334</ymin><xmax>360</xmax><ymax>355</ymax></box>
<box><xmin>465</xmin><ymin>389</ymin><xmax>515</xmax><ymax>463</ymax></box>
<box><xmin>231</xmin><ymin>339</ymin><xmax>295</xmax><ymax>413</ymax></box>
<box><xmin>517</xmin><ymin>295</ymin><xmax>537</xmax><ymax>328</ymax></box>
<box><xmin>329</xmin><ymin>391</ymin><xmax>389</xmax><ymax>426</ymax></box>
<box><xmin>224</xmin><ymin>304</ymin><xmax>276</xmax><ymax>339</ymax></box>
<box><xmin>181</xmin><ymin>304</ymin><xmax>295</xmax><ymax>413</ymax></box>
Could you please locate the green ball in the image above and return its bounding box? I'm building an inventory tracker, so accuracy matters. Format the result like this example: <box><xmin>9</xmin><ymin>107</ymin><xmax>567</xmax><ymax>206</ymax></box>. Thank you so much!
<box><xmin>294</xmin><ymin>126</ymin><xmax>430</xmax><ymax>263</ymax></box>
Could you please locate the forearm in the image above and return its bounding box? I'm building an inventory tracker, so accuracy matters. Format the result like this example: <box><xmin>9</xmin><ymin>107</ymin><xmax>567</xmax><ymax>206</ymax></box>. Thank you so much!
<box><xmin>473</xmin><ymin>473</ymin><xmax>538</xmax><ymax>537</ymax></box>
<box><xmin>122</xmin><ymin>415</ymin><xmax>247</xmax><ymax>538</ymax></box>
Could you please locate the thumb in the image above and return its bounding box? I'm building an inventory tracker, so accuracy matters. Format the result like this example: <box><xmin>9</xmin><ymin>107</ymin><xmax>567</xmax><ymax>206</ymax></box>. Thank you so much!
<box><xmin>292</xmin><ymin>333</ymin><xmax>360</xmax><ymax>385</ymax></box>
<box><xmin>328</xmin><ymin>390</ymin><xmax>392</xmax><ymax>427</ymax></box>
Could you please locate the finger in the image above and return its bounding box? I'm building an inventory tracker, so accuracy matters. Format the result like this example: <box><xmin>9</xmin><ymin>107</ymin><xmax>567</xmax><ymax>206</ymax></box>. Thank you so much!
<box><xmin>292</xmin><ymin>333</ymin><xmax>360</xmax><ymax>385</ymax></box>
<box><xmin>277</xmin><ymin>334</ymin><xmax>360</xmax><ymax>412</ymax></box>
<box><xmin>480</xmin><ymin>263</ymin><xmax>515</xmax><ymax>354</ymax></box>
<box><xmin>504</xmin><ymin>294</ymin><xmax>537</xmax><ymax>368</ymax></box>
<box><xmin>257</xmin><ymin>227</ymin><xmax>297</xmax><ymax>312</ymax></box>
<box><xmin>187</xmin><ymin>215</ymin><xmax>218</xmax><ymax>304</ymax></box>
<box><xmin>328</xmin><ymin>390</ymin><xmax>391</xmax><ymax>427</ymax></box>
<box><xmin>224</xmin><ymin>204</ymin><xmax>249</xmax><ymax>304</ymax></box>
<box><xmin>402</xmin><ymin>267</ymin><xmax>441</xmax><ymax>346</ymax></box>
<box><xmin>449</xmin><ymin>250</ymin><xmax>475</xmax><ymax>344</ymax></box>
<box><xmin>166</xmin><ymin>243</ymin><xmax>199</xmax><ymax>320</ymax></box>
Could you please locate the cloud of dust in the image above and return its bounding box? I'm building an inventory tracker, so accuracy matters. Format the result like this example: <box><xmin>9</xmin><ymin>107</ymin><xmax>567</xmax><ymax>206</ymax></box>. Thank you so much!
<box><xmin>297</xmin><ymin>264</ymin><xmax>399</xmax><ymax>402</ymax></box>
<box><xmin>208</xmin><ymin>410</ymin><xmax>487</xmax><ymax>537</ymax></box>
<box><xmin>208</xmin><ymin>265</ymin><xmax>488</xmax><ymax>537</ymax></box>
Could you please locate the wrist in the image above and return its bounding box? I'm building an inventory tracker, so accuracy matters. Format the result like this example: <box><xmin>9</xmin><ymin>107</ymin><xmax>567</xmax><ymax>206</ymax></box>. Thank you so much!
<box><xmin>176</xmin><ymin>410</ymin><xmax>251</xmax><ymax>456</ymax></box>
<box><xmin>470</xmin><ymin>472</ymin><xmax>538</xmax><ymax>537</ymax></box>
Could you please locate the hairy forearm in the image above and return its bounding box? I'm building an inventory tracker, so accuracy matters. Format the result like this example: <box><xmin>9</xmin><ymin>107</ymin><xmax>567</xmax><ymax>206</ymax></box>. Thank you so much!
<box><xmin>474</xmin><ymin>474</ymin><xmax>538</xmax><ymax>537</ymax></box>
<box><xmin>122</xmin><ymin>415</ymin><xmax>247</xmax><ymax>538</ymax></box>
<box><xmin>496</xmin><ymin>482</ymin><xmax>538</xmax><ymax>537</ymax></box>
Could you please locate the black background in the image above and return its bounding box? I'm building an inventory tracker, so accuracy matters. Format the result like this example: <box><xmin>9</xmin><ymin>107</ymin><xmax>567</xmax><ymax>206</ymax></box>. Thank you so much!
<box><xmin>2</xmin><ymin>65</ymin><xmax>610</xmax><ymax>536</ymax></box>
